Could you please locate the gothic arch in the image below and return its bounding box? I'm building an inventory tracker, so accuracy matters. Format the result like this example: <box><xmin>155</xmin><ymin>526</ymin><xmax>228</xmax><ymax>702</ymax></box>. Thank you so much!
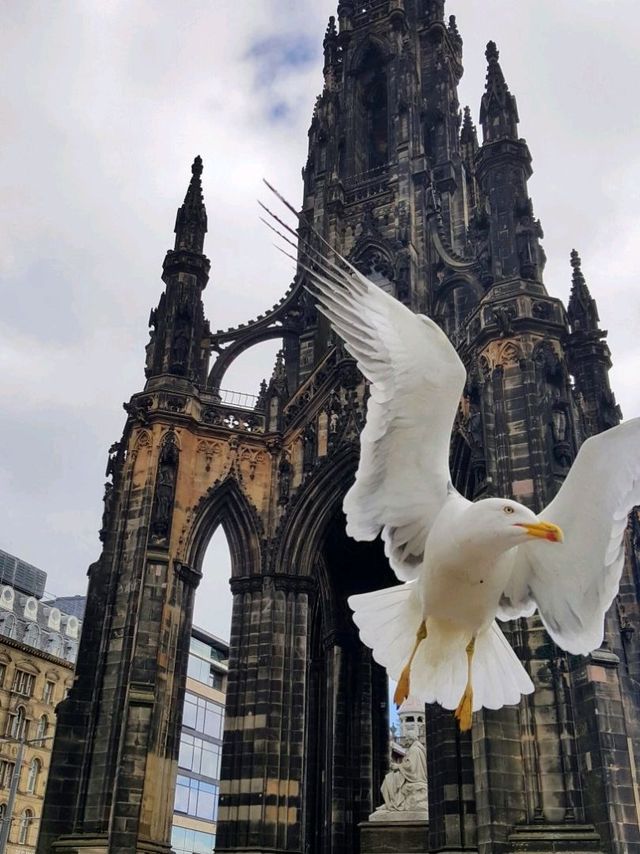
<box><xmin>350</xmin><ymin>39</ymin><xmax>392</xmax><ymax>173</ymax></box>
<box><xmin>208</xmin><ymin>326</ymin><xmax>298</xmax><ymax>392</ymax></box>
<box><xmin>350</xmin><ymin>35</ymin><xmax>393</xmax><ymax>73</ymax></box>
<box><xmin>434</xmin><ymin>275</ymin><xmax>483</xmax><ymax>337</ymax></box>
<box><xmin>274</xmin><ymin>444</ymin><xmax>359</xmax><ymax>575</ymax></box>
<box><xmin>186</xmin><ymin>476</ymin><xmax>263</xmax><ymax>578</ymax></box>
<box><xmin>350</xmin><ymin>239</ymin><xmax>396</xmax><ymax>292</ymax></box>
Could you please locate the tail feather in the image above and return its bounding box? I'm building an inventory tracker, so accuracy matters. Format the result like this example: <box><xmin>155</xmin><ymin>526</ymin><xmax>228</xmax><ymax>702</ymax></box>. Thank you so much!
<box><xmin>348</xmin><ymin>582</ymin><xmax>422</xmax><ymax>680</ymax></box>
<box><xmin>349</xmin><ymin>585</ymin><xmax>534</xmax><ymax>714</ymax></box>
<box><xmin>396</xmin><ymin>619</ymin><xmax>534</xmax><ymax>713</ymax></box>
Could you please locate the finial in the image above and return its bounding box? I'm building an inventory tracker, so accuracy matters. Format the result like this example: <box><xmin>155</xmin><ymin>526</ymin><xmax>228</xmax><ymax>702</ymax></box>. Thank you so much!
<box><xmin>448</xmin><ymin>14</ymin><xmax>462</xmax><ymax>46</ymax></box>
<box><xmin>486</xmin><ymin>41</ymin><xmax>499</xmax><ymax>62</ymax></box>
<box><xmin>568</xmin><ymin>249</ymin><xmax>599</xmax><ymax>332</ymax></box>
<box><xmin>173</xmin><ymin>156</ymin><xmax>207</xmax><ymax>255</ymax></box>
<box><xmin>325</xmin><ymin>15</ymin><xmax>337</xmax><ymax>38</ymax></box>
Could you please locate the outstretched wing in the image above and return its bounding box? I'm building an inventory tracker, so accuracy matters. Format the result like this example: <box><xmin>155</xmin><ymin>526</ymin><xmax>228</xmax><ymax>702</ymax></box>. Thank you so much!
<box><xmin>305</xmin><ymin>252</ymin><xmax>467</xmax><ymax>581</ymax></box>
<box><xmin>502</xmin><ymin>418</ymin><xmax>640</xmax><ymax>654</ymax></box>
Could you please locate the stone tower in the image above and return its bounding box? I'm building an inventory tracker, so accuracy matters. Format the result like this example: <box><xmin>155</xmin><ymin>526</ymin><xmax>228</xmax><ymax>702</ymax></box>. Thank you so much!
<box><xmin>39</xmin><ymin>2</ymin><xmax>640</xmax><ymax>854</ymax></box>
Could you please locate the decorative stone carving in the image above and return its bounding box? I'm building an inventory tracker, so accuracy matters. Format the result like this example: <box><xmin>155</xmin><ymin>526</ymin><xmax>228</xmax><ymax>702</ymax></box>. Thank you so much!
<box><xmin>371</xmin><ymin>740</ymin><xmax>428</xmax><ymax>822</ymax></box>
<box><xmin>150</xmin><ymin>433</ymin><xmax>179</xmax><ymax>545</ymax></box>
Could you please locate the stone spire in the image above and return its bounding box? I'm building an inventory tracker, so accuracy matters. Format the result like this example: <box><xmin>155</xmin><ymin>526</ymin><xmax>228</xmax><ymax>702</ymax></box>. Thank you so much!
<box><xmin>480</xmin><ymin>41</ymin><xmax>519</xmax><ymax>143</ymax></box>
<box><xmin>460</xmin><ymin>106</ymin><xmax>478</xmax><ymax>153</ymax></box>
<box><xmin>145</xmin><ymin>158</ymin><xmax>211</xmax><ymax>384</ymax></box>
<box><xmin>567</xmin><ymin>249</ymin><xmax>600</xmax><ymax>332</ymax></box>
<box><xmin>323</xmin><ymin>15</ymin><xmax>340</xmax><ymax>80</ymax></box>
<box><xmin>173</xmin><ymin>155</ymin><xmax>208</xmax><ymax>255</ymax></box>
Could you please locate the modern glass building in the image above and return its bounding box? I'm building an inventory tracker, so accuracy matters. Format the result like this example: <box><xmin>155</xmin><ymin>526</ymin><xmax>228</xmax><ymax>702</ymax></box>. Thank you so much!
<box><xmin>171</xmin><ymin>627</ymin><xmax>228</xmax><ymax>854</ymax></box>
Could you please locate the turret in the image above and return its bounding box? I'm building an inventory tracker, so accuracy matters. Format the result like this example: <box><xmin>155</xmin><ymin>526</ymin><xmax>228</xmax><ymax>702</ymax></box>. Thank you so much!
<box><xmin>475</xmin><ymin>42</ymin><xmax>545</xmax><ymax>284</ymax></box>
<box><xmin>566</xmin><ymin>250</ymin><xmax>621</xmax><ymax>435</ymax></box>
<box><xmin>144</xmin><ymin>157</ymin><xmax>211</xmax><ymax>386</ymax></box>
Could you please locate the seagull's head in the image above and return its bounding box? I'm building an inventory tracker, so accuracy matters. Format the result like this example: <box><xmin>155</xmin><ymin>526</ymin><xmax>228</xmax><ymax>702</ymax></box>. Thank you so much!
<box><xmin>464</xmin><ymin>498</ymin><xmax>564</xmax><ymax>553</ymax></box>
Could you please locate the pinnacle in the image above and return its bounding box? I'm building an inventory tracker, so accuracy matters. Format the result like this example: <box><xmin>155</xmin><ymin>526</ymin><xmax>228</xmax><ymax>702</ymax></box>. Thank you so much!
<box><xmin>172</xmin><ymin>156</ymin><xmax>207</xmax><ymax>255</ymax></box>
<box><xmin>448</xmin><ymin>14</ymin><xmax>461</xmax><ymax>43</ymax></box>
<box><xmin>480</xmin><ymin>39</ymin><xmax>519</xmax><ymax>141</ymax></box>
<box><xmin>568</xmin><ymin>249</ymin><xmax>599</xmax><ymax>331</ymax></box>
<box><xmin>326</xmin><ymin>15</ymin><xmax>337</xmax><ymax>37</ymax></box>
<box><xmin>570</xmin><ymin>249</ymin><xmax>587</xmax><ymax>289</ymax></box>
<box><xmin>460</xmin><ymin>106</ymin><xmax>478</xmax><ymax>147</ymax></box>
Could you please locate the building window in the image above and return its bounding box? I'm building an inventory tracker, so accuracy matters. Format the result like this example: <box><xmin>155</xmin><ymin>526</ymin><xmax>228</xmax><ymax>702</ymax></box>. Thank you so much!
<box><xmin>0</xmin><ymin>761</ymin><xmax>14</xmax><ymax>790</ymax></box>
<box><xmin>35</xmin><ymin>715</ymin><xmax>48</xmax><ymax>745</ymax></box>
<box><xmin>171</xmin><ymin>826</ymin><xmax>215</xmax><ymax>854</ymax></box>
<box><xmin>11</xmin><ymin>670</ymin><xmax>34</xmax><ymax>697</ymax></box>
<box><xmin>174</xmin><ymin>775</ymin><xmax>218</xmax><ymax>821</ymax></box>
<box><xmin>182</xmin><ymin>692</ymin><xmax>223</xmax><ymax>741</ymax></box>
<box><xmin>187</xmin><ymin>654</ymin><xmax>225</xmax><ymax>691</ymax></box>
<box><xmin>6</xmin><ymin>706</ymin><xmax>27</xmax><ymax>740</ymax></box>
<box><xmin>23</xmin><ymin>623</ymin><xmax>40</xmax><ymax>648</ymax></box>
<box><xmin>178</xmin><ymin>733</ymin><xmax>221</xmax><ymax>781</ymax></box>
<box><xmin>26</xmin><ymin>758</ymin><xmax>41</xmax><ymax>795</ymax></box>
<box><xmin>17</xmin><ymin>808</ymin><xmax>33</xmax><ymax>845</ymax></box>
<box><xmin>0</xmin><ymin>664</ymin><xmax>6</xmax><ymax>688</ymax></box>
<box><xmin>43</xmin><ymin>681</ymin><xmax>55</xmax><ymax>705</ymax></box>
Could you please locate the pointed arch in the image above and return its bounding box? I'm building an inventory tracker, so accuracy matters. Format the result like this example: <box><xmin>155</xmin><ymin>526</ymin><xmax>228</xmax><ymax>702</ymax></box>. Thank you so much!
<box><xmin>187</xmin><ymin>477</ymin><xmax>263</xmax><ymax>578</ymax></box>
<box><xmin>350</xmin><ymin>38</ymin><xmax>392</xmax><ymax>173</ymax></box>
<box><xmin>274</xmin><ymin>444</ymin><xmax>359</xmax><ymax>575</ymax></box>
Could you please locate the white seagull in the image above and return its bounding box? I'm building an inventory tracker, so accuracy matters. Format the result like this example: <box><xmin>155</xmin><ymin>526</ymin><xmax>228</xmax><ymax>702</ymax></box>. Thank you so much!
<box><xmin>263</xmin><ymin>186</ymin><xmax>640</xmax><ymax>731</ymax></box>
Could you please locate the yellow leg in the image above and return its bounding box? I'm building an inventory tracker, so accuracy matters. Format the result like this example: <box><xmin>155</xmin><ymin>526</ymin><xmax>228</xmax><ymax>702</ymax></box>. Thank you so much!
<box><xmin>393</xmin><ymin>621</ymin><xmax>427</xmax><ymax>707</ymax></box>
<box><xmin>454</xmin><ymin>637</ymin><xmax>476</xmax><ymax>732</ymax></box>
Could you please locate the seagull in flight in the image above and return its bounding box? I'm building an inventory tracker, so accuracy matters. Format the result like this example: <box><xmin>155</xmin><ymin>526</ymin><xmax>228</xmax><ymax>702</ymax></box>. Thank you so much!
<box><xmin>262</xmin><ymin>183</ymin><xmax>640</xmax><ymax>731</ymax></box>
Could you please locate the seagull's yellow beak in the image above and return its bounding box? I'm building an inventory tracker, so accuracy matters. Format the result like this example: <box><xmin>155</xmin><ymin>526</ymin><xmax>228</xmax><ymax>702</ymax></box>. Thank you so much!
<box><xmin>514</xmin><ymin>521</ymin><xmax>564</xmax><ymax>543</ymax></box>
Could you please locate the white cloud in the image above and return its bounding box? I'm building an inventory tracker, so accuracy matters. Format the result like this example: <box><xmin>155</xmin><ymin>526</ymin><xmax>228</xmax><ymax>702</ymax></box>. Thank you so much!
<box><xmin>1</xmin><ymin>0</ymin><xmax>639</xmax><ymax>638</ymax></box>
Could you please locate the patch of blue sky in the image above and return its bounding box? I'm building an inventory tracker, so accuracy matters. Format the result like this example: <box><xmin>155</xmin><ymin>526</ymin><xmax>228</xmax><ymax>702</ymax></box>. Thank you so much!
<box><xmin>268</xmin><ymin>101</ymin><xmax>291</xmax><ymax>123</ymax></box>
<box><xmin>246</xmin><ymin>34</ymin><xmax>317</xmax><ymax>87</ymax></box>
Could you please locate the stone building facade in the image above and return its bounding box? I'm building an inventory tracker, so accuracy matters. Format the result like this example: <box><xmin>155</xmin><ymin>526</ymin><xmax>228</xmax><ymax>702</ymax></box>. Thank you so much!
<box><xmin>39</xmin><ymin>2</ymin><xmax>640</xmax><ymax>853</ymax></box>
<box><xmin>0</xmin><ymin>551</ymin><xmax>81</xmax><ymax>853</ymax></box>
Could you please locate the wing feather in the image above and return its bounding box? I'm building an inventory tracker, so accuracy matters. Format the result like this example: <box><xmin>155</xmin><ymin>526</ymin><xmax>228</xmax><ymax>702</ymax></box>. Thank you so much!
<box><xmin>302</xmin><ymin>251</ymin><xmax>467</xmax><ymax>580</ymax></box>
<box><xmin>504</xmin><ymin>418</ymin><xmax>640</xmax><ymax>653</ymax></box>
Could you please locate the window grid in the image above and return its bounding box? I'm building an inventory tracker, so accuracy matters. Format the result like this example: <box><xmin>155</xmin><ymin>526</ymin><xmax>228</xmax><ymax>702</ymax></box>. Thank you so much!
<box><xmin>182</xmin><ymin>692</ymin><xmax>224</xmax><ymax>741</ymax></box>
<box><xmin>178</xmin><ymin>733</ymin><xmax>221</xmax><ymax>781</ymax></box>
<box><xmin>0</xmin><ymin>761</ymin><xmax>14</xmax><ymax>790</ymax></box>
<box><xmin>174</xmin><ymin>775</ymin><xmax>218</xmax><ymax>822</ymax></box>
<box><xmin>11</xmin><ymin>671</ymin><xmax>34</xmax><ymax>697</ymax></box>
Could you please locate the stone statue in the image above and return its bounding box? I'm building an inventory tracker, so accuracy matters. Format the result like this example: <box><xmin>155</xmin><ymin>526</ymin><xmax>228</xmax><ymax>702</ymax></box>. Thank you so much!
<box><xmin>370</xmin><ymin>740</ymin><xmax>428</xmax><ymax>821</ymax></box>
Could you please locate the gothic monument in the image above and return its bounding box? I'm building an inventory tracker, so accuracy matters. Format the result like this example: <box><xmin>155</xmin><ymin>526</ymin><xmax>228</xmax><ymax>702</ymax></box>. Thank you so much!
<box><xmin>39</xmin><ymin>2</ymin><xmax>640</xmax><ymax>853</ymax></box>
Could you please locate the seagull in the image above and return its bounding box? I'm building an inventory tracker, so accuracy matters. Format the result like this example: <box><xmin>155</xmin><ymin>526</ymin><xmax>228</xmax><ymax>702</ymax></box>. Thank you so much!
<box><xmin>262</xmin><ymin>184</ymin><xmax>640</xmax><ymax>731</ymax></box>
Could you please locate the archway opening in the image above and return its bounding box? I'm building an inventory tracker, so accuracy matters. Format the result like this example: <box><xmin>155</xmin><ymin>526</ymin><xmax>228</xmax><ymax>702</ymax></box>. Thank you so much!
<box><xmin>171</xmin><ymin>526</ymin><xmax>232</xmax><ymax>854</ymax></box>
<box><xmin>306</xmin><ymin>511</ymin><xmax>397</xmax><ymax>854</ymax></box>
<box><xmin>214</xmin><ymin>338</ymin><xmax>283</xmax><ymax>408</ymax></box>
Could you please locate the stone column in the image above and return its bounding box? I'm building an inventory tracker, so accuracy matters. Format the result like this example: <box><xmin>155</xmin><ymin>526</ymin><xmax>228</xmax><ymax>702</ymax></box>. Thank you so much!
<box><xmin>216</xmin><ymin>575</ymin><xmax>311</xmax><ymax>854</ymax></box>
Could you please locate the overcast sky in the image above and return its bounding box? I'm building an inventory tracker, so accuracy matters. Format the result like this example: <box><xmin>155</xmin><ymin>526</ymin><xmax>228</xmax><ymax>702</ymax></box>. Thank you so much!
<box><xmin>1</xmin><ymin>1</ymin><xmax>639</xmax><ymax>639</ymax></box>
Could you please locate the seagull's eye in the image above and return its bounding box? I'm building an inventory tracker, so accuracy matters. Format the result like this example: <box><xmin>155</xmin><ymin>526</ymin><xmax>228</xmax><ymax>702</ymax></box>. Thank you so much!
<box><xmin>503</xmin><ymin>506</ymin><xmax>515</xmax><ymax>515</ymax></box>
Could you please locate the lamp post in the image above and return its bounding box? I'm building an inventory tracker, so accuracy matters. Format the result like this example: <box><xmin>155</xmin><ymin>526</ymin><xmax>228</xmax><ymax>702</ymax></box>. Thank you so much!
<box><xmin>0</xmin><ymin>734</ymin><xmax>54</xmax><ymax>854</ymax></box>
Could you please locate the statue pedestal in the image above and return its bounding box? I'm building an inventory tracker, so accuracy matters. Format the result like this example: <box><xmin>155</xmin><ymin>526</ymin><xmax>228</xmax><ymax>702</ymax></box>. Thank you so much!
<box><xmin>359</xmin><ymin>819</ymin><xmax>428</xmax><ymax>854</ymax></box>
<box><xmin>507</xmin><ymin>823</ymin><xmax>605</xmax><ymax>853</ymax></box>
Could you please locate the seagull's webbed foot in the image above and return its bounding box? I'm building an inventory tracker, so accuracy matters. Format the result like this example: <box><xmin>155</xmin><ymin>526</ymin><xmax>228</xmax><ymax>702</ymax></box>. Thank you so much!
<box><xmin>394</xmin><ymin>620</ymin><xmax>427</xmax><ymax>708</ymax></box>
<box><xmin>454</xmin><ymin>637</ymin><xmax>476</xmax><ymax>733</ymax></box>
